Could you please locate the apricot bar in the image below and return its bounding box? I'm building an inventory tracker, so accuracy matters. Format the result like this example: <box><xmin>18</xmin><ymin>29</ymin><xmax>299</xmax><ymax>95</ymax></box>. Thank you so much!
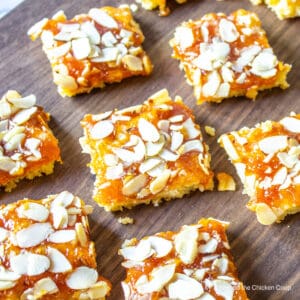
<box><xmin>28</xmin><ymin>7</ymin><xmax>153</xmax><ymax>97</ymax></box>
<box><xmin>170</xmin><ymin>9</ymin><xmax>291</xmax><ymax>104</ymax></box>
<box><xmin>0</xmin><ymin>191</ymin><xmax>111</xmax><ymax>299</ymax></box>
<box><xmin>219</xmin><ymin>113</ymin><xmax>300</xmax><ymax>225</ymax></box>
<box><xmin>119</xmin><ymin>218</ymin><xmax>249</xmax><ymax>299</ymax></box>
<box><xmin>249</xmin><ymin>0</ymin><xmax>300</xmax><ymax>19</ymax></box>
<box><xmin>0</xmin><ymin>90</ymin><xmax>61</xmax><ymax>191</ymax></box>
<box><xmin>80</xmin><ymin>89</ymin><xmax>214</xmax><ymax>211</ymax></box>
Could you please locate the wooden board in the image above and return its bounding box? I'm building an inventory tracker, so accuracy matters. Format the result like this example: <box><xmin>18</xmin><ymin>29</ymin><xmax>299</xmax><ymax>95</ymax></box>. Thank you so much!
<box><xmin>0</xmin><ymin>0</ymin><xmax>299</xmax><ymax>298</ymax></box>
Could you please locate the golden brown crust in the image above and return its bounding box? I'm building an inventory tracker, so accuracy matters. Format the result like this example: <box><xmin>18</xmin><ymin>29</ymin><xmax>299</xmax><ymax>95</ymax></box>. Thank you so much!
<box><xmin>219</xmin><ymin>113</ymin><xmax>300</xmax><ymax>225</ymax></box>
<box><xmin>170</xmin><ymin>9</ymin><xmax>291</xmax><ymax>104</ymax></box>
<box><xmin>28</xmin><ymin>7</ymin><xmax>153</xmax><ymax>97</ymax></box>
<box><xmin>80</xmin><ymin>89</ymin><xmax>214</xmax><ymax>211</ymax></box>
<box><xmin>119</xmin><ymin>218</ymin><xmax>249</xmax><ymax>299</ymax></box>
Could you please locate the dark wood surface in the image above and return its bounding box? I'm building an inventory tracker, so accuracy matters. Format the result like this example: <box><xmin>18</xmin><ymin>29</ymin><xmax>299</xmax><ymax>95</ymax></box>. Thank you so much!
<box><xmin>0</xmin><ymin>0</ymin><xmax>299</xmax><ymax>299</ymax></box>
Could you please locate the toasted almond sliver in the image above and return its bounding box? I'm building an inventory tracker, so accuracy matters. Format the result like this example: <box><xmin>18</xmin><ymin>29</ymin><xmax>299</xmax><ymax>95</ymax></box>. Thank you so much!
<box><xmin>258</xmin><ymin>135</ymin><xmax>288</xmax><ymax>154</ymax></box>
<box><xmin>8</xmin><ymin>94</ymin><xmax>36</xmax><ymax>108</ymax></box>
<box><xmin>219</xmin><ymin>19</ymin><xmax>239</xmax><ymax>43</ymax></box>
<box><xmin>66</xmin><ymin>267</ymin><xmax>98</xmax><ymax>290</ymax></box>
<box><xmin>212</xmin><ymin>257</ymin><xmax>228</xmax><ymax>274</ymax></box>
<box><xmin>139</xmin><ymin>158</ymin><xmax>162</xmax><ymax>173</ymax></box>
<box><xmin>280</xmin><ymin>117</ymin><xmax>300</xmax><ymax>133</ymax></box>
<box><xmin>106</xmin><ymin>163</ymin><xmax>124</xmax><ymax>180</ymax></box>
<box><xmin>0</xmin><ymin>157</ymin><xmax>16</xmax><ymax>172</ymax></box>
<box><xmin>48</xmin><ymin>230</ymin><xmax>76</xmax><ymax>243</ymax></box>
<box><xmin>51</xmin><ymin>191</ymin><xmax>74</xmax><ymax>208</ymax></box>
<box><xmin>90</xmin><ymin>120</ymin><xmax>114</xmax><ymax>139</ymax></box>
<box><xmin>149</xmin><ymin>170</ymin><xmax>171</xmax><ymax>194</ymax></box>
<box><xmin>213</xmin><ymin>279</ymin><xmax>234</xmax><ymax>300</ymax></box>
<box><xmin>33</xmin><ymin>277</ymin><xmax>58</xmax><ymax>298</ymax></box>
<box><xmin>219</xmin><ymin>135</ymin><xmax>239</xmax><ymax>160</ymax></box>
<box><xmin>81</xmin><ymin>21</ymin><xmax>101</xmax><ymax>45</ymax></box>
<box><xmin>138</xmin><ymin>118</ymin><xmax>160</xmax><ymax>142</ymax></box>
<box><xmin>49</xmin><ymin>42</ymin><xmax>71</xmax><ymax>58</ymax></box>
<box><xmin>147</xmin><ymin>236</ymin><xmax>173</xmax><ymax>258</ymax></box>
<box><xmin>52</xmin><ymin>206</ymin><xmax>68</xmax><ymax>229</ymax></box>
<box><xmin>48</xmin><ymin>247</ymin><xmax>72</xmax><ymax>273</ymax></box>
<box><xmin>17</xmin><ymin>202</ymin><xmax>49</xmax><ymax>222</ymax></box>
<box><xmin>75</xmin><ymin>222</ymin><xmax>88</xmax><ymax>247</ymax></box>
<box><xmin>4</xmin><ymin>133</ymin><xmax>25</xmax><ymax>151</ymax></box>
<box><xmin>122</xmin><ymin>55</ymin><xmax>143</xmax><ymax>71</ymax></box>
<box><xmin>199</xmin><ymin>238</ymin><xmax>218</xmax><ymax>254</ymax></box>
<box><xmin>146</xmin><ymin>136</ymin><xmax>165</xmax><ymax>156</ymax></box>
<box><xmin>16</xmin><ymin>222</ymin><xmax>53</xmax><ymax>248</ymax></box>
<box><xmin>12</xmin><ymin>107</ymin><xmax>37</xmax><ymax>125</ymax></box>
<box><xmin>159</xmin><ymin>149</ymin><xmax>179</xmax><ymax>161</ymax></box>
<box><xmin>181</xmin><ymin>140</ymin><xmax>204</xmax><ymax>154</ymax></box>
<box><xmin>171</xmin><ymin>131</ymin><xmax>184</xmax><ymax>151</ymax></box>
<box><xmin>256</xmin><ymin>203</ymin><xmax>277</xmax><ymax>225</ymax></box>
<box><xmin>0</xmin><ymin>266</ymin><xmax>21</xmax><ymax>281</ymax></box>
<box><xmin>122</xmin><ymin>174</ymin><xmax>147</xmax><ymax>196</ymax></box>
<box><xmin>174</xmin><ymin>26</ymin><xmax>194</xmax><ymax>50</ymax></box>
<box><xmin>72</xmin><ymin>37</ymin><xmax>91</xmax><ymax>60</ymax></box>
<box><xmin>120</xmin><ymin>239</ymin><xmax>153</xmax><ymax>261</ymax></box>
<box><xmin>53</xmin><ymin>73</ymin><xmax>78</xmax><ymax>90</ymax></box>
<box><xmin>0</xmin><ymin>280</ymin><xmax>17</xmax><ymax>291</ymax></box>
<box><xmin>168</xmin><ymin>273</ymin><xmax>204</xmax><ymax>299</ymax></box>
<box><xmin>10</xmin><ymin>252</ymin><xmax>50</xmax><ymax>276</ymax></box>
<box><xmin>87</xmin><ymin>281</ymin><xmax>110</xmax><ymax>299</ymax></box>
<box><xmin>88</xmin><ymin>9</ymin><xmax>118</xmax><ymax>29</ymax></box>
<box><xmin>182</xmin><ymin>118</ymin><xmax>200</xmax><ymax>139</ymax></box>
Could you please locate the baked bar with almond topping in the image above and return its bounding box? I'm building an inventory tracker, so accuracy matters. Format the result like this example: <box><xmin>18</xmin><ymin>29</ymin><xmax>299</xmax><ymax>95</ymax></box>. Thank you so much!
<box><xmin>0</xmin><ymin>90</ymin><xmax>61</xmax><ymax>192</ymax></box>
<box><xmin>135</xmin><ymin>0</ymin><xmax>187</xmax><ymax>16</ymax></box>
<box><xmin>0</xmin><ymin>191</ymin><xmax>111</xmax><ymax>299</ymax></box>
<box><xmin>169</xmin><ymin>9</ymin><xmax>291</xmax><ymax>104</ymax></box>
<box><xmin>27</xmin><ymin>7</ymin><xmax>153</xmax><ymax>97</ymax></box>
<box><xmin>80</xmin><ymin>89</ymin><xmax>214</xmax><ymax>211</ymax></box>
<box><xmin>219</xmin><ymin>113</ymin><xmax>300</xmax><ymax>225</ymax></box>
<box><xmin>249</xmin><ymin>0</ymin><xmax>300</xmax><ymax>19</ymax></box>
<box><xmin>119</xmin><ymin>218</ymin><xmax>249</xmax><ymax>299</ymax></box>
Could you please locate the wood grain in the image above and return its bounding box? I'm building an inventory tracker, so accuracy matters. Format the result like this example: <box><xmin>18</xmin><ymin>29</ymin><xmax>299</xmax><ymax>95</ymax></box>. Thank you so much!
<box><xmin>0</xmin><ymin>0</ymin><xmax>299</xmax><ymax>299</ymax></box>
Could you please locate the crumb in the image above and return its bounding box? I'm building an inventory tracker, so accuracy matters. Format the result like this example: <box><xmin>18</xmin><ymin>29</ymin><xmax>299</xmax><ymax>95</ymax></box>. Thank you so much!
<box><xmin>118</xmin><ymin>217</ymin><xmax>134</xmax><ymax>225</ymax></box>
<box><xmin>204</xmin><ymin>125</ymin><xmax>216</xmax><ymax>136</ymax></box>
<box><xmin>217</xmin><ymin>172</ymin><xmax>236</xmax><ymax>191</ymax></box>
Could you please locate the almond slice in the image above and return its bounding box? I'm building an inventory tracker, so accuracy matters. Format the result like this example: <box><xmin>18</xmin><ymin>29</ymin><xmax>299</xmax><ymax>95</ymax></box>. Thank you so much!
<box><xmin>0</xmin><ymin>228</ymin><xmax>8</xmax><ymax>242</ymax></box>
<box><xmin>10</xmin><ymin>252</ymin><xmax>50</xmax><ymax>276</ymax></box>
<box><xmin>120</xmin><ymin>239</ymin><xmax>153</xmax><ymax>262</ymax></box>
<box><xmin>122</xmin><ymin>55</ymin><xmax>143</xmax><ymax>71</ymax></box>
<box><xmin>159</xmin><ymin>149</ymin><xmax>179</xmax><ymax>161</ymax></box>
<box><xmin>33</xmin><ymin>277</ymin><xmax>58</xmax><ymax>298</ymax></box>
<box><xmin>255</xmin><ymin>203</ymin><xmax>277</xmax><ymax>225</ymax></box>
<box><xmin>0</xmin><ymin>280</ymin><xmax>17</xmax><ymax>291</ymax></box>
<box><xmin>51</xmin><ymin>191</ymin><xmax>74</xmax><ymax>208</ymax></box>
<box><xmin>4</xmin><ymin>133</ymin><xmax>25</xmax><ymax>151</ymax></box>
<box><xmin>138</xmin><ymin>118</ymin><xmax>160</xmax><ymax>142</ymax></box>
<box><xmin>171</xmin><ymin>131</ymin><xmax>184</xmax><ymax>151</ymax></box>
<box><xmin>112</xmin><ymin>148</ymin><xmax>136</xmax><ymax>164</ymax></box>
<box><xmin>146</xmin><ymin>136</ymin><xmax>165</xmax><ymax>156</ymax></box>
<box><xmin>17</xmin><ymin>202</ymin><xmax>49</xmax><ymax>222</ymax></box>
<box><xmin>81</xmin><ymin>21</ymin><xmax>101</xmax><ymax>45</ymax></box>
<box><xmin>66</xmin><ymin>266</ymin><xmax>98</xmax><ymax>290</ymax></box>
<box><xmin>90</xmin><ymin>120</ymin><xmax>114</xmax><ymax>139</ymax></box>
<box><xmin>136</xmin><ymin>264</ymin><xmax>176</xmax><ymax>294</ymax></box>
<box><xmin>87</xmin><ymin>281</ymin><xmax>110</xmax><ymax>299</ymax></box>
<box><xmin>280</xmin><ymin>117</ymin><xmax>300</xmax><ymax>133</ymax></box>
<box><xmin>212</xmin><ymin>257</ymin><xmax>228</xmax><ymax>274</ymax></box>
<box><xmin>48</xmin><ymin>230</ymin><xmax>76</xmax><ymax>243</ymax></box>
<box><xmin>48</xmin><ymin>42</ymin><xmax>71</xmax><ymax>58</ymax></box>
<box><xmin>258</xmin><ymin>135</ymin><xmax>288</xmax><ymax>154</ymax></box>
<box><xmin>182</xmin><ymin>118</ymin><xmax>200</xmax><ymax>139</ymax></box>
<box><xmin>219</xmin><ymin>135</ymin><xmax>239</xmax><ymax>160</ymax></box>
<box><xmin>75</xmin><ymin>222</ymin><xmax>88</xmax><ymax>247</ymax></box>
<box><xmin>106</xmin><ymin>163</ymin><xmax>124</xmax><ymax>180</ymax></box>
<box><xmin>122</xmin><ymin>174</ymin><xmax>147</xmax><ymax>196</ymax></box>
<box><xmin>175</xmin><ymin>226</ymin><xmax>199</xmax><ymax>264</ymax></box>
<box><xmin>147</xmin><ymin>162</ymin><xmax>167</xmax><ymax>178</ymax></box>
<box><xmin>168</xmin><ymin>273</ymin><xmax>204</xmax><ymax>299</ymax></box>
<box><xmin>181</xmin><ymin>140</ymin><xmax>203</xmax><ymax>154</ymax></box>
<box><xmin>12</xmin><ymin>107</ymin><xmax>37</xmax><ymax>125</ymax></box>
<box><xmin>219</xmin><ymin>19</ymin><xmax>239</xmax><ymax>43</ymax></box>
<box><xmin>149</xmin><ymin>169</ymin><xmax>171</xmax><ymax>194</ymax></box>
<box><xmin>0</xmin><ymin>266</ymin><xmax>21</xmax><ymax>281</ymax></box>
<box><xmin>199</xmin><ymin>238</ymin><xmax>218</xmax><ymax>254</ymax></box>
<box><xmin>72</xmin><ymin>37</ymin><xmax>91</xmax><ymax>60</ymax></box>
<box><xmin>16</xmin><ymin>222</ymin><xmax>53</xmax><ymax>248</ymax></box>
<box><xmin>147</xmin><ymin>236</ymin><xmax>173</xmax><ymax>258</ymax></box>
<box><xmin>139</xmin><ymin>158</ymin><xmax>162</xmax><ymax>173</ymax></box>
<box><xmin>52</xmin><ymin>206</ymin><xmax>68</xmax><ymax>229</ymax></box>
<box><xmin>174</xmin><ymin>26</ymin><xmax>194</xmax><ymax>50</ymax></box>
<box><xmin>8</xmin><ymin>94</ymin><xmax>36</xmax><ymax>108</ymax></box>
<box><xmin>48</xmin><ymin>247</ymin><xmax>72</xmax><ymax>273</ymax></box>
<box><xmin>213</xmin><ymin>279</ymin><xmax>234</xmax><ymax>300</ymax></box>
<box><xmin>90</xmin><ymin>47</ymin><xmax>119</xmax><ymax>62</ymax></box>
<box><xmin>0</xmin><ymin>157</ymin><xmax>16</xmax><ymax>172</ymax></box>
<box><xmin>88</xmin><ymin>9</ymin><xmax>118</xmax><ymax>29</ymax></box>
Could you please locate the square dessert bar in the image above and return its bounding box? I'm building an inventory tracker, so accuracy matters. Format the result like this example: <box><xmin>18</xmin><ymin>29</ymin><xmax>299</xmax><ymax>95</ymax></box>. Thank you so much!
<box><xmin>0</xmin><ymin>191</ymin><xmax>111</xmax><ymax>299</ymax></box>
<box><xmin>28</xmin><ymin>7</ymin><xmax>153</xmax><ymax>97</ymax></box>
<box><xmin>136</xmin><ymin>0</ymin><xmax>187</xmax><ymax>16</ymax></box>
<box><xmin>119</xmin><ymin>218</ymin><xmax>249</xmax><ymax>299</ymax></box>
<box><xmin>170</xmin><ymin>9</ymin><xmax>291</xmax><ymax>104</ymax></box>
<box><xmin>0</xmin><ymin>90</ymin><xmax>61</xmax><ymax>192</ymax></box>
<box><xmin>219</xmin><ymin>113</ymin><xmax>300</xmax><ymax>225</ymax></box>
<box><xmin>249</xmin><ymin>0</ymin><xmax>300</xmax><ymax>19</ymax></box>
<box><xmin>80</xmin><ymin>89</ymin><xmax>214</xmax><ymax>211</ymax></box>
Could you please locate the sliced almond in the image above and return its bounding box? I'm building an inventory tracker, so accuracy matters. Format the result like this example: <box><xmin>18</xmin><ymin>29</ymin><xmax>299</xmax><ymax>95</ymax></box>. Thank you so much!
<box><xmin>258</xmin><ymin>135</ymin><xmax>288</xmax><ymax>154</ymax></box>
<box><xmin>213</xmin><ymin>279</ymin><xmax>234</xmax><ymax>300</ymax></box>
<box><xmin>280</xmin><ymin>117</ymin><xmax>300</xmax><ymax>133</ymax></box>
<box><xmin>87</xmin><ymin>281</ymin><xmax>110</xmax><ymax>299</ymax></box>
<box><xmin>71</xmin><ymin>37</ymin><xmax>91</xmax><ymax>60</ymax></box>
<box><xmin>60</xmin><ymin>23</ymin><xmax>80</xmax><ymax>32</ymax></box>
<box><xmin>202</xmin><ymin>71</ymin><xmax>221</xmax><ymax>97</ymax></box>
<box><xmin>75</xmin><ymin>222</ymin><xmax>88</xmax><ymax>247</ymax></box>
<box><xmin>139</xmin><ymin>158</ymin><xmax>162</xmax><ymax>173</ymax></box>
<box><xmin>10</xmin><ymin>252</ymin><xmax>50</xmax><ymax>276</ymax></box>
<box><xmin>149</xmin><ymin>170</ymin><xmax>171</xmax><ymax>194</ymax></box>
<box><xmin>8</xmin><ymin>94</ymin><xmax>36</xmax><ymax>108</ymax></box>
<box><xmin>0</xmin><ymin>228</ymin><xmax>8</xmax><ymax>242</ymax></box>
<box><xmin>175</xmin><ymin>225</ymin><xmax>199</xmax><ymax>264</ymax></box>
<box><xmin>147</xmin><ymin>236</ymin><xmax>173</xmax><ymax>258</ymax></box>
<box><xmin>219</xmin><ymin>135</ymin><xmax>239</xmax><ymax>160</ymax></box>
<box><xmin>174</xmin><ymin>26</ymin><xmax>194</xmax><ymax>49</ymax></box>
<box><xmin>182</xmin><ymin>118</ymin><xmax>200</xmax><ymax>139</ymax></box>
<box><xmin>0</xmin><ymin>266</ymin><xmax>21</xmax><ymax>281</ymax></box>
<box><xmin>90</xmin><ymin>120</ymin><xmax>114</xmax><ymax>139</ymax></box>
<box><xmin>168</xmin><ymin>273</ymin><xmax>204</xmax><ymax>299</ymax></box>
<box><xmin>157</xmin><ymin>120</ymin><xmax>170</xmax><ymax>132</ymax></box>
<box><xmin>91</xmin><ymin>47</ymin><xmax>119</xmax><ymax>62</ymax></box>
<box><xmin>48</xmin><ymin>42</ymin><xmax>71</xmax><ymax>59</ymax></box>
<box><xmin>51</xmin><ymin>191</ymin><xmax>74</xmax><ymax>208</ymax></box>
<box><xmin>159</xmin><ymin>149</ymin><xmax>179</xmax><ymax>162</ymax></box>
<box><xmin>4</xmin><ymin>133</ymin><xmax>25</xmax><ymax>151</ymax></box>
<box><xmin>136</xmin><ymin>264</ymin><xmax>176</xmax><ymax>294</ymax></box>
<box><xmin>33</xmin><ymin>277</ymin><xmax>58</xmax><ymax>298</ymax></box>
<box><xmin>133</xmin><ymin>136</ymin><xmax>146</xmax><ymax>161</ymax></box>
<box><xmin>66</xmin><ymin>266</ymin><xmax>98</xmax><ymax>290</ymax></box>
<box><xmin>52</xmin><ymin>206</ymin><xmax>68</xmax><ymax>229</ymax></box>
<box><xmin>147</xmin><ymin>162</ymin><xmax>167</xmax><ymax>178</ymax></box>
<box><xmin>12</xmin><ymin>107</ymin><xmax>37</xmax><ymax>125</ymax></box>
<box><xmin>199</xmin><ymin>238</ymin><xmax>218</xmax><ymax>254</ymax></box>
<box><xmin>88</xmin><ymin>9</ymin><xmax>118</xmax><ymax>29</ymax></box>
<box><xmin>122</xmin><ymin>174</ymin><xmax>147</xmax><ymax>196</ymax></box>
<box><xmin>120</xmin><ymin>239</ymin><xmax>153</xmax><ymax>261</ymax></box>
<box><xmin>277</xmin><ymin>152</ymin><xmax>297</xmax><ymax>168</ymax></box>
<box><xmin>106</xmin><ymin>163</ymin><xmax>124</xmax><ymax>180</ymax></box>
<box><xmin>146</xmin><ymin>136</ymin><xmax>165</xmax><ymax>156</ymax></box>
<box><xmin>272</xmin><ymin>167</ymin><xmax>287</xmax><ymax>185</ymax></box>
<box><xmin>16</xmin><ymin>222</ymin><xmax>53</xmax><ymax>248</ymax></box>
<box><xmin>81</xmin><ymin>21</ymin><xmax>101</xmax><ymax>45</ymax></box>
<box><xmin>122</xmin><ymin>55</ymin><xmax>143</xmax><ymax>71</ymax></box>
<box><xmin>27</xmin><ymin>18</ymin><xmax>48</xmax><ymax>39</ymax></box>
<box><xmin>0</xmin><ymin>157</ymin><xmax>17</xmax><ymax>172</ymax></box>
<box><xmin>112</xmin><ymin>147</ymin><xmax>136</xmax><ymax>164</ymax></box>
<box><xmin>17</xmin><ymin>202</ymin><xmax>49</xmax><ymax>222</ymax></box>
<box><xmin>181</xmin><ymin>140</ymin><xmax>203</xmax><ymax>154</ymax></box>
<box><xmin>138</xmin><ymin>118</ymin><xmax>160</xmax><ymax>142</ymax></box>
<box><xmin>48</xmin><ymin>230</ymin><xmax>76</xmax><ymax>243</ymax></box>
<box><xmin>48</xmin><ymin>247</ymin><xmax>72</xmax><ymax>273</ymax></box>
<box><xmin>219</xmin><ymin>19</ymin><xmax>239</xmax><ymax>43</ymax></box>
<box><xmin>0</xmin><ymin>280</ymin><xmax>17</xmax><ymax>291</ymax></box>
<box><xmin>53</xmin><ymin>73</ymin><xmax>78</xmax><ymax>90</ymax></box>
<box><xmin>91</xmin><ymin>111</ymin><xmax>113</xmax><ymax>122</ymax></box>
<box><xmin>171</xmin><ymin>131</ymin><xmax>184</xmax><ymax>151</ymax></box>
<box><xmin>212</xmin><ymin>257</ymin><xmax>228</xmax><ymax>274</ymax></box>
<box><xmin>256</xmin><ymin>203</ymin><xmax>277</xmax><ymax>225</ymax></box>
<box><xmin>169</xmin><ymin>115</ymin><xmax>184</xmax><ymax>123</ymax></box>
